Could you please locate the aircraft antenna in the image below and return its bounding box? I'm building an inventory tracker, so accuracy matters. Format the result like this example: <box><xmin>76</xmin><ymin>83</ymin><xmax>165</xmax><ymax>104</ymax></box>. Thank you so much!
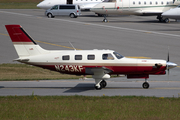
<box><xmin>69</xmin><ymin>41</ymin><xmax>76</xmax><ymax>51</ymax></box>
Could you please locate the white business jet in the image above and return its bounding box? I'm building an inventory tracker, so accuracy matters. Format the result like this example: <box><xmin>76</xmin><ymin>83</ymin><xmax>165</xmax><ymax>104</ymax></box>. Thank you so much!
<box><xmin>162</xmin><ymin>5</ymin><xmax>180</xmax><ymax>20</ymax></box>
<box><xmin>37</xmin><ymin>0</ymin><xmax>104</xmax><ymax>10</ymax></box>
<box><xmin>90</xmin><ymin>0</ymin><xmax>180</xmax><ymax>22</ymax></box>
<box><xmin>5</xmin><ymin>25</ymin><xmax>177</xmax><ymax>90</ymax></box>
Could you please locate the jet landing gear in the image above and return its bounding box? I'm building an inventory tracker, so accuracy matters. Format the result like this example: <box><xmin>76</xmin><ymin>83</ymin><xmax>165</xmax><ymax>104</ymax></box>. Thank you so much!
<box><xmin>142</xmin><ymin>79</ymin><xmax>150</xmax><ymax>89</ymax></box>
<box><xmin>157</xmin><ymin>15</ymin><xmax>169</xmax><ymax>23</ymax></box>
<box><xmin>103</xmin><ymin>15</ymin><xmax>108</xmax><ymax>23</ymax></box>
<box><xmin>95</xmin><ymin>80</ymin><xmax>107</xmax><ymax>90</ymax></box>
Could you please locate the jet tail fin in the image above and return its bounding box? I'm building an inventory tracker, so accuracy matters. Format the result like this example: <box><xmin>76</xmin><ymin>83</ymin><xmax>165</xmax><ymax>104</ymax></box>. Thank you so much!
<box><xmin>5</xmin><ymin>25</ymin><xmax>48</xmax><ymax>57</ymax></box>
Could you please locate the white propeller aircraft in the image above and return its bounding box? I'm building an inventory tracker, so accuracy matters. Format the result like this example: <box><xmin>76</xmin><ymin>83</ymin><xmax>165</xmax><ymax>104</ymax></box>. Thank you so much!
<box><xmin>37</xmin><ymin>0</ymin><xmax>104</xmax><ymax>10</ymax></box>
<box><xmin>162</xmin><ymin>5</ymin><xmax>180</xmax><ymax>20</ymax></box>
<box><xmin>90</xmin><ymin>0</ymin><xmax>180</xmax><ymax>22</ymax></box>
<box><xmin>5</xmin><ymin>25</ymin><xmax>177</xmax><ymax>90</ymax></box>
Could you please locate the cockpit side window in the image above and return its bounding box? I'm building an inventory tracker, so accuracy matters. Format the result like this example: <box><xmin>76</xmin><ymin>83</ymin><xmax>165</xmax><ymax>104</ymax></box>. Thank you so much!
<box><xmin>102</xmin><ymin>53</ymin><xmax>114</xmax><ymax>60</ymax></box>
<box><xmin>113</xmin><ymin>52</ymin><xmax>124</xmax><ymax>59</ymax></box>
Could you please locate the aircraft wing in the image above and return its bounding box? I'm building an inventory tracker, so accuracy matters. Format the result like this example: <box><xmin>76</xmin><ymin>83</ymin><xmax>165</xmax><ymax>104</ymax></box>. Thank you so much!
<box><xmin>85</xmin><ymin>66</ymin><xmax>113</xmax><ymax>75</ymax></box>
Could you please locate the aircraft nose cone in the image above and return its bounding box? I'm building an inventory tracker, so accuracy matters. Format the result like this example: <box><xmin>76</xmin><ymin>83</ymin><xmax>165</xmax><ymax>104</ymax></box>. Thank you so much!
<box><xmin>166</xmin><ymin>62</ymin><xmax>177</xmax><ymax>69</ymax></box>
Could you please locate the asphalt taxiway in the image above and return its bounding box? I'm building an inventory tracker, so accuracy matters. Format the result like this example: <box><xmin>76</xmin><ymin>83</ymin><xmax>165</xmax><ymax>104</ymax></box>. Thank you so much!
<box><xmin>0</xmin><ymin>9</ymin><xmax>180</xmax><ymax>97</ymax></box>
<box><xmin>1</xmin><ymin>79</ymin><xmax>180</xmax><ymax>97</ymax></box>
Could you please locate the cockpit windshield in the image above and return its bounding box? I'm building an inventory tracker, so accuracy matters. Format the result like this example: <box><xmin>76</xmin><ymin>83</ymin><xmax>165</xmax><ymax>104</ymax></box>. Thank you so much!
<box><xmin>103</xmin><ymin>0</ymin><xmax>116</xmax><ymax>2</ymax></box>
<box><xmin>113</xmin><ymin>52</ymin><xmax>124</xmax><ymax>59</ymax></box>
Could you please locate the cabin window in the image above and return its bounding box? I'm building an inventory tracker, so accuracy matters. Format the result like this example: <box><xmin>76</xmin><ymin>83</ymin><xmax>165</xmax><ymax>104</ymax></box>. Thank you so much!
<box><xmin>150</xmin><ymin>1</ymin><xmax>152</xmax><ymax>5</ymax></box>
<box><xmin>88</xmin><ymin>55</ymin><xmax>95</xmax><ymax>60</ymax></box>
<box><xmin>144</xmin><ymin>1</ymin><xmax>146</xmax><ymax>4</ymax></box>
<box><xmin>133</xmin><ymin>1</ymin><xmax>135</xmax><ymax>4</ymax></box>
<box><xmin>161</xmin><ymin>1</ymin><xmax>163</xmax><ymax>4</ymax></box>
<box><xmin>139</xmin><ymin>1</ymin><xmax>141</xmax><ymax>4</ymax></box>
<box><xmin>75</xmin><ymin>55</ymin><xmax>82</xmax><ymax>60</ymax></box>
<box><xmin>62</xmin><ymin>55</ymin><xmax>70</xmax><ymax>60</ymax></box>
<box><xmin>156</xmin><ymin>1</ymin><xmax>158</xmax><ymax>5</ymax></box>
<box><xmin>102</xmin><ymin>53</ymin><xmax>114</xmax><ymax>60</ymax></box>
<box><xmin>167</xmin><ymin>2</ymin><xmax>169</xmax><ymax>4</ymax></box>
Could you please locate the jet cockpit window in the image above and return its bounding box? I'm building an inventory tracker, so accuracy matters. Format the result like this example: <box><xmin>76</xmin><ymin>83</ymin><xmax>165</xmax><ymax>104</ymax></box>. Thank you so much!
<box><xmin>51</xmin><ymin>5</ymin><xmax>58</xmax><ymax>10</ymax></box>
<box><xmin>103</xmin><ymin>0</ymin><xmax>116</xmax><ymax>2</ymax></box>
<box><xmin>102</xmin><ymin>53</ymin><xmax>114</xmax><ymax>60</ymax></box>
<box><xmin>113</xmin><ymin>52</ymin><xmax>124</xmax><ymax>59</ymax></box>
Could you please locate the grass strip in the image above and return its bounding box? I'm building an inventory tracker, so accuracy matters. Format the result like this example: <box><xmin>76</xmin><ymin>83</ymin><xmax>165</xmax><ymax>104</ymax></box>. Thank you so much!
<box><xmin>0</xmin><ymin>0</ymin><xmax>42</xmax><ymax>9</ymax></box>
<box><xmin>0</xmin><ymin>63</ymin><xmax>87</xmax><ymax>81</ymax></box>
<box><xmin>0</xmin><ymin>96</ymin><xmax>180</xmax><ymax>120</ymax></box>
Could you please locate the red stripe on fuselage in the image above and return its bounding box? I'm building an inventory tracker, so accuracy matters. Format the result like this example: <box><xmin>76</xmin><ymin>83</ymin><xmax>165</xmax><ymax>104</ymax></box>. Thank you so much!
<box><xmin>33</xmin><ymin>64</ymin><xmax>166</xmax><ymax>75</ymax></box>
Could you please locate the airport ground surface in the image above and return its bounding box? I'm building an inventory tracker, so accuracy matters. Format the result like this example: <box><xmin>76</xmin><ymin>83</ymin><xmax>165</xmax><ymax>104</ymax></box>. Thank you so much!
<box><xmin>0</xmin><ymin>9</ymin><xmax>180</xmax><ymax>97</ymax></box>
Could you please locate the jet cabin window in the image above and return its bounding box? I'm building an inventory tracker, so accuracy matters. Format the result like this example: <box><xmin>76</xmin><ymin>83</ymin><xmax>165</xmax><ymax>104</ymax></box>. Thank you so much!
<box><xmin>102</xmin><ymin>53</ymin><xmax>114</xmax><ymax>60</ymax></box>
<box><xmin>113</xmin><ymin>52</ymin><xmax>124</xmax><ymax>59</ymax></box>
<box><xmin>103</xmin><ymin>0</ymin><xmax>116</xmax><ymax>2</ymax></box>
<box><xmin>62</xmin><ymin>55</ymin><xmax>70</xmax><ymax>60</ymax></box>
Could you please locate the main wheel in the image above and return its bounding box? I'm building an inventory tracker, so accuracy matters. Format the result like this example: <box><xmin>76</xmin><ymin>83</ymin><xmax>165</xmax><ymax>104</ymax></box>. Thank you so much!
<box><xmin>142</xmin><ymin>82</ymin><xmax>149</xmax><ymax>89</ymax></box>
<box><xmin>100</xmin><ymin>80</ymin><xmax>107</xmax><ymax>88</ymax></box>
<box><xmin>164</xmin><ymin>18</ymin><xmax>169</xmax><ymax>23</ymax></box>
<box><xmin>95</xmin><ymin>85</ymin><xmax>102</xmax><ymax>90</ymax></box>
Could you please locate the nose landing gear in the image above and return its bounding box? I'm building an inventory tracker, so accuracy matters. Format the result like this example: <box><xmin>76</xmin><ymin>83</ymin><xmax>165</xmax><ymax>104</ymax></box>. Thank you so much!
<box><xmin>142</xmin><ymin>79</ymin><xmax>150</xmax><ymax>89</ymax></box>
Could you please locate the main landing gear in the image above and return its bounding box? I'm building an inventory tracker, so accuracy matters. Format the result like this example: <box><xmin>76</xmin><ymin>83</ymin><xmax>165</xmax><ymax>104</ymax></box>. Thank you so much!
<box><xmin>142</xmin><ymin>79</ymin><xmax>150</xmax><ymax>89</ymax></box>
<box><xmin>157</xmin><ymin>15</ymin><xmax>169</xmax><ymax>23</ymax></box>
<box><xmin>95</xmin><ymin>80</ymin><xmax>107</xmax><ymax>90</ymax></box>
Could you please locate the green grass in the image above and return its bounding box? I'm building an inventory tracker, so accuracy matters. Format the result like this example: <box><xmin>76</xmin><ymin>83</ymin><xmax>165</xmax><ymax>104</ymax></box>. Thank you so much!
<box><xmin>0</xmin><ymin>96</ymin><xmax>180</xmax><ymax>120</ymax></box>
<box><xmin>0</xmin><ymin>0</ymin><xmax>42</xmax><ymax>9</ymax></box>
<box><xmin>0</xmin><ymin>63</ymin><xmax>88</xmax><ymax>81</ymax></box>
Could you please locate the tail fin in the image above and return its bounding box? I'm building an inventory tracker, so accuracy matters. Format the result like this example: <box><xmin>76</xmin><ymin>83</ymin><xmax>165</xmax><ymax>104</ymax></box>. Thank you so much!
<box><xmin>5</xmin><ymin>25</ymin><xmax>48</xmax><ymax>57</ymax></box>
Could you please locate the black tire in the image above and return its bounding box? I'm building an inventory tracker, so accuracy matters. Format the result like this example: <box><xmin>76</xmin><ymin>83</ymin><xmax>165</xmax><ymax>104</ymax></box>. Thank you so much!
<box><xmin>70</xmin><ymin>13</ymin><xmax>76</xmax><ymax>18</ymax></box>
<box><xmin>95</xmin><ymin>85</ymin><xmax>102</xmax><ymax>90</ymax></box>
<box><xmin>47</xmin><ymin>13</ymin><xmax>54</xmax><ymax>18</ymax></box>
<box><xmin>103</xmin><ymin>19</ymin><xmax>108</xmax><ymax>23</ymax></box>
<box><xmin>142</xmin><ymin>82</ymin><xmax>150</xmax><ymax>89</ymax></box>
<box><xmin>101</xmin><ymin>80</ymin><xmax>107</xmax><ymax>88</ymax></box>
<box><xmin>164</xmin><ymin>18</ymin><xmax>169</xmax><ymax>23</ymax></box>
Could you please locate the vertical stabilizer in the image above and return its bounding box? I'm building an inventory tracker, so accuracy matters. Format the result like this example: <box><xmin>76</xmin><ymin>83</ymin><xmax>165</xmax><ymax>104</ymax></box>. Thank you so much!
<box><xmin>5</xmin><ymin>25</ymin><xmax>48</xmax><ymax>57</ymax></box>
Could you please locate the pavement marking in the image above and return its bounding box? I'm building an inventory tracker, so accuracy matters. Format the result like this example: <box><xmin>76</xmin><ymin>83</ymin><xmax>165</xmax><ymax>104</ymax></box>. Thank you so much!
<box><xmin>34</xmin><ymin>40</ymin><xmax>81</xmax><ymax>50</ymax></box>
<box><xmin>1</xmin><ymin>87</ymin><xmax>180</xmax><ymax>90</ymax></box>
<box><xmin>1</xmin><ymin>10</ymin><xmax>180</xmax><ymax>38</ymax></box>
<box><xmin>1</xmin><ymin>10</ymin><xmax>180</xmax><ymax>61</ymax></box>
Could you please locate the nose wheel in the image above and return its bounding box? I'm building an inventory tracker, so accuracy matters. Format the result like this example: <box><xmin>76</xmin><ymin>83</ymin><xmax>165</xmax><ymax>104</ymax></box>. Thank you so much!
<box><xmin>102</xmin><ymin>15</ymin><xmax>108</xmax><ymax>23</ymax></box>
<box><xmin>142</xmin><ymin>82</ymin><xmax>149</xmax><ymax>89</ymax></box>
<box><xmin>142</xmin><ymin>79</ymin><xmax>150</xmax><ymax>89</ymax></box>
